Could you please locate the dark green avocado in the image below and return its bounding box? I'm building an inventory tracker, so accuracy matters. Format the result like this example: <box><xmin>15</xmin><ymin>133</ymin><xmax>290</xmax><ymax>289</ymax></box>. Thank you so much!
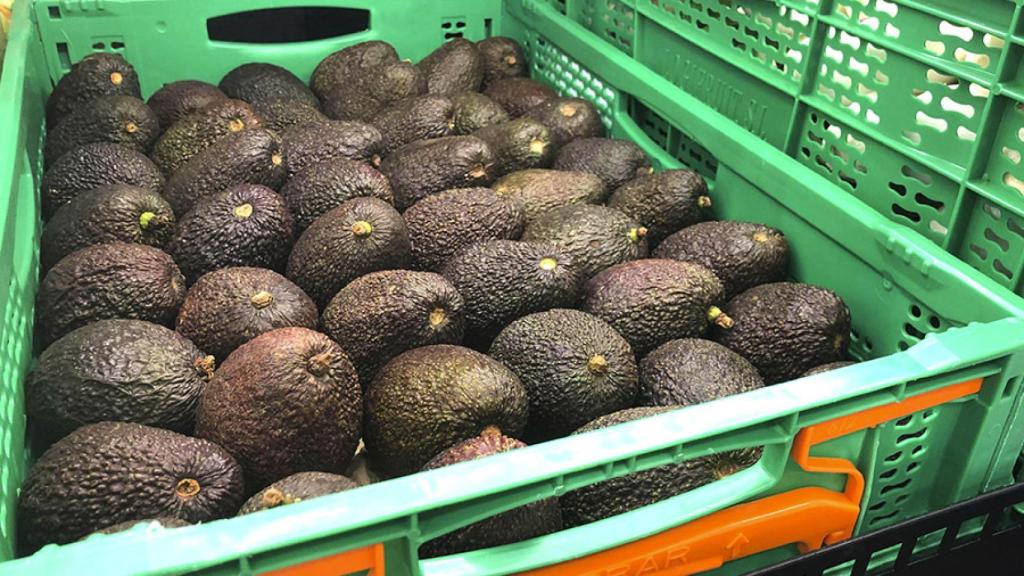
<box><xmin>364</xmin><ymin>344</ymin><xmax>528</xmax><ymax>477</ymax></box>
<box><xmin>380</xmin><ymin>135</ymin><xmax>495</xmax><ymax>210</ymax></box>
<box><xmin>451</xmin><ymin>92</ymin><xmax>510</xmax><ymax>135</ymax></box>
<box><xmin>40</xmin><ymin>142</ymin><xmax>165</xmax><ymax>220</ymax></box>
<box><xmin>287</xmin><ymin>197</ymin><xmax>411</xmax><ymax>307</ymax></box>
<box><xmin>492</xmin><ymin>169</ymin><xmax>608</xmax><ymax>223</ymax></box>
<box><xmin>90</xmin><ymin>518</ymin><xmax>193</xmax><ymax>536</ymax></box>
<box><xmin>281</xmin><ymin>120</ymin><xmax>384</xmax><ymax>176</ymax></box>
<box><xmin>219</xmin><ymin>62</ymin><xmax>320</xmax><ymax>109</ymax></box>
<box><xmin>168</xmin><ymin>184</ymin><xmax>295</xmax><ymax>285</ymax></box>
<box><xmin>417</xmin><ymin>38</ymin><xmax>483</xmax><ymax>95</ymax></box>
<box><xmin>654</xmin><ymin>221</ymin><xmax>790</xmax><ymax>299</ymax></box>
<box><xmin>281</xmin><ymin>156</ymin><xmax>394</xmax><ymax>232</ymax></box>
<box><xmin>146</xmin><ymin>80</ymin><xmax>228</xmax><ymax>130</ymax></box>
<box><xmin>403</xmin><ymin>187</ymin><xmax>525</xmax><ymax>271</ymax></box>
<box><xmin>802</xmin><ymin>361</ymin><xmax>856</xmax><ymax>377</ymax></box>
<box><xmin>473</xmin><ymin>117</ymin><xmax>554</xmax><ymax>175</ymax></box>
<box><xmin>553</xmin><ymin>137</ymin><xmax>652</xmax><ymax>190</ymax></box>
<box><xmin>311</xmin><ymin>41</ymin><xmax>401</xmax><ymax>101</ymax></box>
<box><xmin>195</xmin><ymin>327</ymin><xmax>362</xmax><ymax>492</ymax></box>
<box><xmin>523</xmin><ymin>98</ymin><xmax>603</xmax><ymax>147</ymax></box>
<box><xmin>46</xmin><ymin>53</ymin><xmax>141</xmax><ymax>128</ymax></box>
<box><xmin>582</xmin><ymin>259</ymin><xmax>729</xmax><ymax>357</ymax></box>
<box><xmin>40</xmin><ymin>184</ymin><xmax>176</xmax><ymax>272</ymax></box>
<box><xmin>490</xmin><ymin>308</ymin><xmax>638</xmax><ymax>441</ymax></box>
<box><xmin>419</xmin><ymin>428</ymin><xmax>562</xmax><ymax>557</ymax></box>
<box><xmin>476</xmin><ymin>37</ymin><xmax>527</xmax><ymax>88</ymax></box>
<box><xmin>176</xmin><ymin>267</ymin><xmax>318</xmax><ymax>361</ymax></box>
<box><xmin>238</xmin><ymin>472</ymin><xmax>359</xmax><ymax>515</ymax></box>
<box><xmin>484</xmin><ymin>77</ymin><xmax>557</xmax><ymax>118</ymax></box>
<box><xmin>150</xmin><ymin>99</ymin><xmax>263</xmax><ymax>175</ymax></box>
<box><xmin>163</xmin><ymin>128</ymin><xmax>287</xmax><ymax>216</ymax></box>
<box><xmin>36</xmin><ymin>242</ymin><xmax>186</xmax><ymax>347</ymax></box>
<box><xmin>638</xmin><ymin>338</ymin><xmax>763</xmax><ymax>407</ymax></box>
<box><xmin>607</xmin><ymin>169</ymin><xmax>711</xmax><ymax>246</ymax></box>
<box><xmin>17</xmin><ymin>421</ymin><xmax>243</xmax><ymax>552</ymax></box>
<box><xmin>559</xmin><ymin>407</ymin><xmax>760</xmax><ymax>527</ymax></box>
<box><xmin>321</xmin><ymin>270</ymin><xmax>465</xmax><ymax>386</ymax></box>
<box><xmin>521</xmin><ymin>204</ymin><xmax>648</xmax><ymax>278</ymax></box>
<box><xmin>26</xmin><ymin>319</ymin><xmax>213</xmax><ymax>443</ymax></box>
<box><xmin>251</xmin><ymin>98</ymin><xmax>328</xmax><ymax>133</ymax></box>
<box><xmin>322</xmin><ymin>60</ymin><xmax>425</xmax><ymax>121</ymax></box>
<box><xmin>712</xmin><ymin>282</ymin><xmax>851</xmax><ymax>384</ymax></box>
<box><xmin>45</xmin><ymin>95</ymin><xmax>160</xmax><ymax>167</ymax></box>
<box><xmin>371</xmin><ymin>95</ymin><xmax>454</xmax><ymax>155</ymax></box>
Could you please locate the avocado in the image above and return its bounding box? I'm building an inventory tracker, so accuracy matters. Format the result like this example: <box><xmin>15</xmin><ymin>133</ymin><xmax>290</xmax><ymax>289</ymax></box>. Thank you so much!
<box><xmin>419</xmin><ymin>428</ymin><xmax>562</xmax><ymax>557</ymax></box>
<box><xmin>552</xmin><ymin>137</ymin><xmax>652</xmax><ymax>190</ymax></box>
<box><xmin>380</xmin><ymin>135</ymin><xmax>495</xmax><ymax>210</ymax></box>
<box><xmin>40</xmin><ymin>184</ymin><xmax>176</xmax><ymax>271</ymax></box>
<box><xmin>364</xmin><ymin>344</ymin><xmax>528</xmax><ymax>477</ymax></box>
<box><xmin>40</xmin><ymin>142</ymin><xmax>165</xmax><ymax>220</ymax></box>
<box><xmin>26</xmin><ymin>319</ymin><xmax>213</xmax><ymax>443</ymax></box>
<box><xmin>638</xmin><ymin>338</ymin><xmax>763</xmax><ymax>407</ymax></box>
<box><xmin>281</xmin><ymin>120</ymin><xmax>384</xmax><ymax>176</ymax></box>
<box><xmin>371</xmin><ymin>95</ymin><xmax>454</xmax><ymax>155</ymax></box>
<box><xmin>476</xmin><ymin>37</ymin><xmax>527</xmax><ymax>88</ymax></box>
<box><xmin>559</xmin><ymin>407</ymin><xmax>760</xmax><ymax>527</ymax></box>
<box><xmin>36</xmin><ymin>242</ymin><xmax>186</xmax><ymax>347</ymax></box>
<box><xmin>803</xmin><ymin>361</ymin><xmax>856</xmax><ymax>377</ymax></box>
<box><xmin>523</xmin><ymin>98</ymin><xmax>603</xmax><ymax>147</ymax></box>
<box><xmin>163</xmin><ymin>128</ymin><xmax>287</xmax><ymax>216</ymax></box>
<box><xmin>492</xmin><ymin>169</ymin><xmax>608</xmax><ymax>223</ymax></box>
<box><xmin>176</xmin><ymin>267</ymin><xmax>318</xmax><ymax>360</ymax></box>
<box><xmin>490</xmin><ymin>309</ymin><xmax>638</xmax><ymax>441</ymax></box>
<box><xmin>195</xmin><ymin>327</ymin><xmax>362</xmax><ymax>492</ymax></box>
<box><xmin>17</xmin><ymin>421</ymin><xmax>243</xmax><ymax>551</ymax></box>
<box><xmin>582</xmin><ymin>259</ymin><xmax>729</xmax><ymax>356</ymax></box>
<box><xmin>168</xmin><ymin>184</ymin><xmax>295</xmax><ymax>285</ymax></box>
<box><xmin>238</xmin><ymin>472</ymin><xmax>359</xmax><ymax>515</ymax></box>
<box><xmin>521</xmin><ymin>204</ymin><xmax>648</xmax><ymax>278</ymax></box>
<box><xmin>607</xmin><ymin>169</ymin><xmax>710</xmax><ymax>246</ymax></box>
<box><xmin>712</xmin><ymin>282</ymin><xmax>851</xmax><ymax>384</ymax></box>
<box><xmin>219</xmin><ymin>62</ymin><xmax>320</xmax><ymax>109</ymax></box>
<box><xmin>451</xmin><ymin>91</ymin><xmax>510</xmax><ymax>134</ymax></box>
<box><xmin>321</xmin><ymin>270</ymin><xmax>465</xmax><ymax>386</ymax></box>
<box><xmin>484</xmin><ymin>77</ymin><xmax>557</xmax><ymax>118</ymax></box>
<box><xmin>147</xmin><ymin>80</ymin><xmax>228</xmax><ymax>130</ymax></box>
<box><xmin>251</xmin><ymin>98</ymin><xmax>328</xmax><ymax>133</ymax></box>
<box><xmin>281</xmin><ymin>157</ymin><xmax>394</xmax><ymax>232</ymax></box>
<box><xmin>473</xmin><ymin>117</ymin><xmax>554</xmax><ymax>175</ymax></box>
<box><xmin>441</xmin><ymin>240</ymin><xmax>585</xmax><ymax>348</ymax></box>
<box><xmin>90</xmin><ymin>518</ymin><xmax>192</xmax><ymax>536</ymax></box>
<box><xmin>311</xmin><ymin>41</ymin><xmax>401</xmax><ymax>100</ymax></box>
<box><xmin>287</xmin><ymin>197</ymin><xmax>411</xmax><ymax>307</ymax></box>
<box><xmin>403</xmin><ymin>187</ymin><xmax>525</xmax><ymax>271</ymax></box>
<box><xmin>321</xmin><ymin>60</ymin><xmax>425</xmax><ymax>121</ymax></box>
<box><xmin>150</xmin><ymin>99</ymin><xmax>263</xmax><ymax>175</ymax></box>
<box><xmin>654</xmin><ymin>221</ymin><xmax>790</xmax><ymax>299</ymax></box>
<box><xmin>46</xmin><ymin>53</ymin><xmax>141</xmax><ymax>128</ymax></box>
<box><xmin>417</xmin><ymin>38</ymin><xmax>483</xmax><ymax>95</ymax></box>
<box><xmin>45</xmin><ymin>95</ymin><xmax>160</xmax><ymax>166</ymax></box>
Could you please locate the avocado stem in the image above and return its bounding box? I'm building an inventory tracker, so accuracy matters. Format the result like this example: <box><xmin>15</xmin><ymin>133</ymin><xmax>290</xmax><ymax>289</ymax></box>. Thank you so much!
<box><xmin>628</xmin><ymin>226</ymin><xmax>648</xmax><ymax>243</ymax></box>
<box><xmin>261</xmin><ymin>488</ymin><xmax>296</xmax><ymax>508</ymax></box>
<box><xmin>371</xmin><ymin>154</ymin><xmax>382</xmax><ymax>168</ymax></box>
<box><xmin>559</xmin><ymin>103</ymin><xmax>578</xmax><ymax>118</ymax></box>
<box><xmin>175</xmin><ymin>478</ymin><xmax>201</xmax><ymax>499</ymax></box>
<box><xmin>250</xmin><ymin>291</ymin><xmax>274</xmax><ymax>309</ymax></box>
<box><xmin>125</xmin><ymin>121</ymin><xmax>138</xmax><ymax>134</ymax></box>
<box><xmin>139</xmin><ymin>211</ymin><xmax>157</xmax><ymax>230</ymax></box>
<box><xmin>469</xmin><ymin>164</ymin><xmax>487</xmax><ymax>179</ymax></box>
<box><xmin>194</xmin><ymin>355</ymin><xmax>216</xmax><ymax>379</ymax></box>
<box><xmin>428</xmin><ymin>307</ymin><xmax>447</xmax><ymax>327</ymax></box>
<box><xmin>233</xmin><ymin>203</ymin><xmax>254</xmax><ymax>219</ymax></box>
<box><xmin>307</xmin><ymin>351</ymin><xmax>333</xmax><ymax>376</ymax></box>
<box><xmin>480</xmin><ymin>425</ymin><xmax>503</xmax><ymax>438</ymax></box>
<box><xmin>505</xmin><ymin>55</ymin><xmax>518</xmax><ymax>66</ymax></box>
<box><xmin>110</xmin><ymin>72</ymin><xmax>123</xmax><ymax>86</ymax></box>
<box><xmin>271</xmin><ymin>153</ymin><xmax>283</xmax><ymax>166</ymax></box>
<box><xmin>587</xmin><ymin>354</ymin><xmax>609</xmax><ymax>375</ymax></box>
<box><xmin>707</xmin><ymin>306</ymin><xmax>734</xmax><ymax>329</ymax></box>
<box><xmin>529</xmin><ymin>138</ymin><xmax>548</xmax><ymax>156</ymax></box>
<box><xmin>752</xmin><ymin>231</ymin><xmax>770</xmax><ymax>243</ymax></box>
<box><xmin>697</xmin><ymin>195</ymin><xmax>713</xmax><ymax>209</ymax></box>
<box><xmin>538</xmin><ymin>257</ymin><xmax>558</xmax><ymax>271</ymax></box>
<box><xmin>228</xmin><ymin>118</ymin><xmax>245</xmax><ymax>132</ymax></box>
<box><xmin>351</xmin><ymin>220</ymin><xmax>374</xmax><ymax>238</ymax></box>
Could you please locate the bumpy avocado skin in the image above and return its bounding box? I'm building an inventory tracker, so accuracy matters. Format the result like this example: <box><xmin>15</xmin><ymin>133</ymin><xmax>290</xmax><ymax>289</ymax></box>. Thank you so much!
<box><xmin>26</xmin><ymin>319</ymin><xmax>212</xmax><ymax>443</ymax></box>
<box><xmin>251</xmin><ymin>99</ymin><xmax>328</xmax><ymax>133</ymax></box>
<box><xmin>492</xmin><ymin>169</ymin><xmax>608</xmax><ymax>223</ymax></box>
<box><xmin>403</xmin><ymin>187</ymin><xmax>525</xmax><ymax>271</ymax></box>
<box><xmin>147</xmin><ymin>80</ymin><xmax>228</xmax><ymax>130</ymax></box>
<box><xmin>553</xmin><ymin>137</ymin><xmax>652</xmax><ymax>190</ymax></box>
<box><xmin>372</xmin><ymin>95</ymin><xmax>454</xmax><ymax>155</ymax></box>
<box><xmin>311</xmin><ymin>41</ymin><xmax>401</xmax><ymax>100</ymax></box>
<box><xmin>45</xmin><ymin>95</ymin><xmax>160</xmax><ymax>166</ymax></box>
<box><xmin>281</xmin><ymin>120</ymin><xmax>383</xmax><ymax>176</ymax></box>
<box><xmin>380</xmin><ymin>135</ymin><xmax>496</xmax><ymax>210</ymax></box>
<box><xmin>713</xmin><ymin>282</ymin><xmax>851</xmax><ymax>384</ymax></box>
<box><xmin>219</xmin><ymin>62</ymin><xmax>320</xmax><ymax>109</ymax></box>
<box><xmin>17</xmin><ymin>421</ymin><xmax>244</xmax><ymax>552</ymax></box>
<box><xmin>163</xmin><ymin>128</ymin><xmax>287</xmax><ymax>216</ymax></box>
<box><xmin>523</xmin><ymin>97</ymin><xmax>603</xmax><ymax>147</ymax></box>
<box><xmin>484</xmin><ymin>77</ymin><xmax>557</xmax><ymax>118</ymax></box>
<box><xmin>40</xmin><ymin>142</ymin><xmax>165</xmax><ymax>220</ymax></box>
<box><xmin>441</xmin><ymin>240</ymin><xmax>585</xmax><ymax>348</ymax></box>
<box><xmin>314</xmin><ymin>42</ymin><xmax>425</xmax><ymax>121</ymax></box>
<box><xmin>40</xmin><ymin>184</ymin><xmax>176</xmax><ymax>272</ymax></box>
<box><xmin>417</xmin><ymin>38</ymin><xmax>484</xmax><ymax>95</ymax></box>
<box><xmin>802</xmin><ymin>360</ymin><xmax>856</xmax><ymax>377</ymax></box>
<box><xmin>287</xmin><ymin>197</ymin><xmax>411</xmax><ymax>308</ymax></box>
<box><xmin>490</xmin><ymin>309</ymin><xmax>638</xmax><ymax>441</ymax></box>
<box><xmin>521</xmin><ymin>204</ymin><xmax>648</xmax><ymax>278</ymax></box>
<box><xmin>655</xmin><ymin>221</ymin><xmax>790</xmax><ymax>300</ymax></box>
<box><xmin>150</xmin><ymin>99</ymin><xmax>263</xmax><ymax>175</ymax></box>
<box><xmin>36</xmin><ymin>242</ymin><xmax>186</xmax><ymax>347</ymax></box>
<box><xmin>476</xmin><ymin>37</ymin><xmax>528</xmax><ymax>88</ymax></box>
<box><xmin>169</xmin><ymin>184</ymin><xmax>295</xmax><ymax>285</ymax></box>
<box><xmin>582</xmin><ymin>259</ymin><xmax>725</xmax><ymax>357</ymax></box>
<box><xmin>321</xmin><ymin>270</ymin><xmax>465</xmax><ymax>387</ymax></box>
<box><xmin>176</xmin><ymin>267</ymin><xmax>318</xmax><ymax>361</ymax></box>
<box><xmin>473</xmin><ymin>117</ymin><xmax>554</xmax><ymax>175</ymax></box>
<box><xmin>238</xmin><ymin>472</ymin><xmax>359</xmax><ymax>515</ymax></box>
<box><xmin>419</xmin><ymin>429</ymin><xmax>562</xmax><ymax>557</ymax></box>
<box><xmin>607</xmin><ymin>170</ymin><xmax>710</xmax><ymax>246</ymax></box>
<box><xmin>451</xmin><ymin>92</ymin><xmax>510</xmax><ymax>134</ymax></box>
<box><xmin>639</xmin><ymin>338</ymin><xmax>763</xmax><ymax>407</ymax></box>
<box><xmin>195</xmin><ymin>327</ymin><xmax>362</xmax><ymax>493</ymax></box>
<box><xmin>47</xmin><ymin>53</ymin><xmax>142</xmax><ymax>128</ymax></box>
<box><xmin>282</xmin><ymin>157</ymin><xmax>393</xmax><ymax>232</ymax></box>
<box><xmin>363</xmin><ymin>345</ymin><xmax>528</xmax><ymax>477</ymax></box>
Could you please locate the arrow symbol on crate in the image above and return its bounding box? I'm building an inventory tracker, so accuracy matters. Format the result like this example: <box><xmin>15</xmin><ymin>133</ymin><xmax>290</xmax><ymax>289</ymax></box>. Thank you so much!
<box><xmin>726</xmin><ymin>532</ymin><xmax>749</xmax><ymax>559</ymax></box>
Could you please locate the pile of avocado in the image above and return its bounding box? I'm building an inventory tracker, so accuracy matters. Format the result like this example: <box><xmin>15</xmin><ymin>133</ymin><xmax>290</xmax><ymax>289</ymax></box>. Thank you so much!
<box><xmin>19</xmin><ymin>37</ymin><xmax>855</xmax><ymax>557</ymax></box>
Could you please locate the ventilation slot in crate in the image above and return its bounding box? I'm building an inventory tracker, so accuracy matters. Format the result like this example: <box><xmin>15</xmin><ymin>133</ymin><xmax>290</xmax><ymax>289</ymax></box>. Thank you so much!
<box><xmin>523</xmin><ymin>33</ymin><xmax>617</xmax><ymax>130</ymax></box>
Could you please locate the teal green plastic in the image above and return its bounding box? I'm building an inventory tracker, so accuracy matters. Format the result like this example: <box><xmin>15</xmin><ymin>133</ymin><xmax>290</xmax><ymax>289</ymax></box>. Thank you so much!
<box><xmin>3</xmin><ymin>0</ymin><xmax>1024</xmax><ymax>574</ymax></box>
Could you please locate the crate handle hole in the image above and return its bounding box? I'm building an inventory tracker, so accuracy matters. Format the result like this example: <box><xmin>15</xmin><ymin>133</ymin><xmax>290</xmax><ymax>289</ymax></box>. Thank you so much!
<box><xmin>207</xmin><ymin>7</ymin><xmax>370</xmax><ymax>44</ymax></box>
<box><xmin>92</xmin><ymin>42</ymin><xmax>106</xmax><ymax>50</ymax></box>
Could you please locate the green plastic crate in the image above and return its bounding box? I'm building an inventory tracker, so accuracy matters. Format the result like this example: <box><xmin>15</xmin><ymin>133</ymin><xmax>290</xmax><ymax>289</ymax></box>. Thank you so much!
<box><xmin>3</xmin><ymin>0</ymin><xmax>1024</xmax><ymax>574</ymax></box>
